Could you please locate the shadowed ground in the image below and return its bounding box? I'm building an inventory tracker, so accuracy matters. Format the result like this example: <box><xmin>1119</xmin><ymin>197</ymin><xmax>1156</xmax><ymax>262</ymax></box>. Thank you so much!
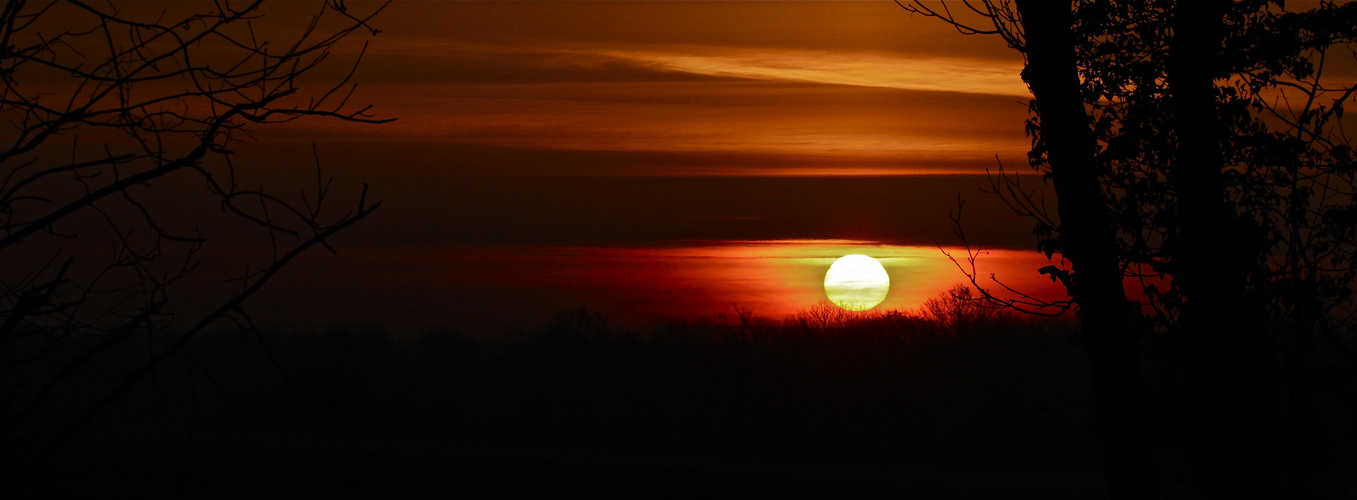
<box><xmin>7</xmin><ymin>313</ymin><xmax>1106</xmax><ymax>498</ymax></box>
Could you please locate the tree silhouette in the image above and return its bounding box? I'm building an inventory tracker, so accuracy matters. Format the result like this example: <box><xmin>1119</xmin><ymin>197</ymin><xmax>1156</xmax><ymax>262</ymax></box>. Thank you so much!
<box><xmin>921</xmin><ymin>284</ymin><xmax>1012</xmax><ymax>335</ymax></box>
<box><xmin>905</xmin><ymin>2</ymin><xmax>1156</xmax><ymax>495</ymax></box>
<box><xmin>0</xmin><ymin>0</ymin><xmax>387</xmax><ymax>465</ymax></box>
<box><xmin>902</xmin><ymin>0</ymin><xmax>1357</xmax><ymax>497</ymax></box>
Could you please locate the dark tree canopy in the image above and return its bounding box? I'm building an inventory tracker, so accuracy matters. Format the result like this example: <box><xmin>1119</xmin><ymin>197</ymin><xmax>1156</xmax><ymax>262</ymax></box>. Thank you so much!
<box><xmin>903</xmin><ymin>0</ymin><xmax>1357</xmax><ymax>497</ymax></box>
<box><xmin>0</xmin><ymin>0</ymin><xmax>388</xmax><ymax>461</ymax></box>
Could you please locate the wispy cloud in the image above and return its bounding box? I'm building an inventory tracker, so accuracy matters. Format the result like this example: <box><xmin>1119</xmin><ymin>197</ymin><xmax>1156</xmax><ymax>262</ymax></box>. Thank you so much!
<box><xmin>288</xmin><ymin>2</ymin><xmax>1036</xmax><ymax>176</ymax></box>
<box><xmin>603</xmin><ymin>47</ymin><xmax>1028</xmax><ymax>96</ymax></box>
<box><xmin>363</xmin><ymin>37</ymin><xmax>1027</xmax><ymax>97</ymax></box>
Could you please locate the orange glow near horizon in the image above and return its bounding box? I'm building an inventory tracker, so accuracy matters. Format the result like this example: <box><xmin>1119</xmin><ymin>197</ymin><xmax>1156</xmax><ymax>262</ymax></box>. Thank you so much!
<box><xmin>449</xmin><ymin>240</ymin><xmax>1072</xmax><ymax>327</ymax></box>
<box><xmin>261</xmin><ymin>239</ymin><xmax>1080</xmax><ymax>331</ymax></box>
<box><xmin>281</xmin><ymin>240</ymin><xmax>1073</xmax><ymax>331</ymax></box>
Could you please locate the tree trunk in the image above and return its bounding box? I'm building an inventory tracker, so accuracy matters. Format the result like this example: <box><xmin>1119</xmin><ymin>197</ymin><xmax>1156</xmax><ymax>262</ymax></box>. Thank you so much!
<box><xmin>1012</xmin><ymin>2</ymin><xmax>1158</xmax><ymax>498</ymax></box>
<box><xmin>1165</xmin><ymin>1</ymin><xmax>1280</xmax><ymax>497</ymax></box>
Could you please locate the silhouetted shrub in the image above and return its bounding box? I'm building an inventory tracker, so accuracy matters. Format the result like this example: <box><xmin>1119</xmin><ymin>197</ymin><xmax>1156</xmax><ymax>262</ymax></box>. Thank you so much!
<box><xmin>546</xmin><ymin>307</ymin><xmax>612</xmax><ymax>344</ymax></box>
<box><xmin>922</xmin><ymin>284</ymin><xmax>1016</xmax><ymax>336</ymax></box>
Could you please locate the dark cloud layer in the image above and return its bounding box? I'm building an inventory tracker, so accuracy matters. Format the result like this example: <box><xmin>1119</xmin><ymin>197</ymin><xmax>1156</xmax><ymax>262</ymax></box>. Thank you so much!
<box><xmin>331</xmin><ymin>175</ymin><xmax>1050</xmax><ymax>249</ymax></box>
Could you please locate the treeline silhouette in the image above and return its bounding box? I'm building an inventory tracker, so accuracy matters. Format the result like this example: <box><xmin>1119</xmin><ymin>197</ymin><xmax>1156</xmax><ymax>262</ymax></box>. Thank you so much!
<box><xmin>7</xmin><ymin>288</ymin><xmax>1107</xmax><ymax>498</ymax></box>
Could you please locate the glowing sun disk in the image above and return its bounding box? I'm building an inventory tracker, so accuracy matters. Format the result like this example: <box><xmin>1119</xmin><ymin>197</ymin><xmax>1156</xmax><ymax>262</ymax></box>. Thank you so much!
<box><xmin>823</xmin><ymin>254</ymin><xmax>890</xmax><ymax>311</ymax></box>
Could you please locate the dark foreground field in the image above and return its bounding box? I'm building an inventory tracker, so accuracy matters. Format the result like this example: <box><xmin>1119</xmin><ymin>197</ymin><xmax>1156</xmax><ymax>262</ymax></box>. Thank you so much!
<box><xmin>6</xmin><ymin>311</ymin><xmax>1107</xmax><ymax>498</ymax></box>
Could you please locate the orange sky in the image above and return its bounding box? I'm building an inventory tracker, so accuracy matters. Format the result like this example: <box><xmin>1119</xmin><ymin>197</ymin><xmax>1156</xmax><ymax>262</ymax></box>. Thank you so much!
<box><xmin>240</xmin><ymin>239</ymin><xmax>1068</xmax><ymax>333</ymax></box>
<box><xmin>12</xmin><ymin>1</ymin><xmax>1357</xmax><ymax>333</ymax></box>
<box><xmin>261</xmin><ymin>1</ymin><xmax>1032</xmax><ymax>177</ymax></box>
<box><xmin>208</xmin><ymin>1</ymin><xmax>1057</xmax><ymax>332</ymax></box>
<box><xmin>10</xmin><ymin>1</ymin><xmax>1072</xmax><ymax>333</ymax></box>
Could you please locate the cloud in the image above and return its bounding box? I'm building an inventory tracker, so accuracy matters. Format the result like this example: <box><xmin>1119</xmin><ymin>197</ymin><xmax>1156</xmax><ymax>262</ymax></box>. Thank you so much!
<box><xmin>274</xmin><ymin>2</ymin><xmax>1037</xmax><ymax>176</ymax></box>
<box><xmin>361</xmin><ymin>36</ymin><xmax>1027</xmax><ymax>96</ymax></box>
<box><xmin>602</xmin><ymin>47</ymin><xmax>1028</xmax><ymax>96</ymax></box>
<box><xmin>285</xmin><ymin>78</ymin><xmax>1030</xmax><ymax>166</ymax></box>
<box><xmin>355</xmin><ymin>39</ymin><xmax>740</xmax><ymax>85</ymax></box>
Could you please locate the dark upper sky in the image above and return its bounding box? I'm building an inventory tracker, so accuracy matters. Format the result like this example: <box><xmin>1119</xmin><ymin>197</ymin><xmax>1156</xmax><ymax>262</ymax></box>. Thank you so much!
<box><xmin>246</xmin><ymin>1</ymin><xmax>1033</xmax><ymax>178</ymax></box>
<box><xmin>198</xmin><ymin>1</ymin><xmax>1051</xmax><ymax>249</ymax></box>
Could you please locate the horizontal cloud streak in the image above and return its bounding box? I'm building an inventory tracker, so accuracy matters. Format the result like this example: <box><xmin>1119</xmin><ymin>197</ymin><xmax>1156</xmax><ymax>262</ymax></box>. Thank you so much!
<box><xmin>273</xmin><ymin>1</ymin><xmax>1034</xmax><ymax>176</ymax></box>
<box><xmin>361</xmin><ymin>37</ymin><xmax>1026</xmax><ymax>96</ymax></box>
<box><xmin>356</xmin><ymin>40</ymin><xmax>734</xmax><ymax>85</ymax></box>
<box><xmin>281</xmin><ymin>79</ymin><xmax>1030</xmax><ymax>173</ymax></box>
<box><xmin>603</xmin><ymin>48</ymin><xmax>1027</xmax><ymax>96</ymax></box>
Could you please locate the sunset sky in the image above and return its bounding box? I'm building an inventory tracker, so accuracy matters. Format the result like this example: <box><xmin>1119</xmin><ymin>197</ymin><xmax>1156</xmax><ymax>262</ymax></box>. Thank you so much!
<box><xmin>219</xmin><ymin>1</ymin><xmax>1062</xmax><ymax>333</ymax></box>
<box><xmin>15</xmin><ymin>5</ymin><xmax>1357</xmax><ymax>495</ymax></box>
<box><xmin>25</xmin><ymin>1</ymin><xmax>1073</xmax><ymax>333</ymax></box>
<box><xmin>268</xmin><ymin>1</ymin><xmax>1031</xmax><ymax>177</ymax></box>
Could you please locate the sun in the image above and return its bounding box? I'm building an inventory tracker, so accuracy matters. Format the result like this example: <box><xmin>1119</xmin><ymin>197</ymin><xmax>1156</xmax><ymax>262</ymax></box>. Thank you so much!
<box><xmin>823</xmin><ymin>254</ymin><xmax>890</xmax><ymax>311</ymax></box>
